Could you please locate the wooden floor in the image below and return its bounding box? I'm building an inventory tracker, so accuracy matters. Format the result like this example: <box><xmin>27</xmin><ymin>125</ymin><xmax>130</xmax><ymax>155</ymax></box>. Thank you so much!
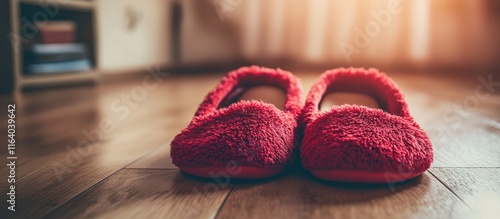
<box><xmin>0</xmin><ymin>70</ymin><xmax>499</xmax><ymax>219</ymax></box>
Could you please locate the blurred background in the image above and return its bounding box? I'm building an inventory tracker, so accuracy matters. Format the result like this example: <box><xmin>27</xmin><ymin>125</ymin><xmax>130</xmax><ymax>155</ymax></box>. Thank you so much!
<box><xmin>1</xmin><ymin>0</ymin><xmax>500</xmax><ymax>92</ymax></box>
<box><xmin>1</xmin><ymin>1</ymin><xmax>500</xmax><ymax>217</ymax></box>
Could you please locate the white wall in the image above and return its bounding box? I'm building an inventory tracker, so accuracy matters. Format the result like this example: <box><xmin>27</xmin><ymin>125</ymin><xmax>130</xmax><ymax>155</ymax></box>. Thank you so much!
<box><xmin>96</xmin><ymin>0</ymin><xmax>172</xmax><ymax>73</ymax></box>
<box><xmin>179</xmin><ymin>0</ymin><xmax>239</xmax><ymax>65</ymax></box>
<box><xmin>96</xmin><ymin>0</ymin><xmax>239</xmax><ymax>73</ymax></box>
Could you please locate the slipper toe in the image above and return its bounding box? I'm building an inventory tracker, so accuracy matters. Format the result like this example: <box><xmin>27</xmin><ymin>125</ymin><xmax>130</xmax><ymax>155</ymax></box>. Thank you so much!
<box><xmin>171</xmin><ymin>102</ymin><xmax>296</xmax><ymax>178</ymax></box>
<box><xmin>302</xmin><ymin>105</ymin><xmax>433</xmax><ymax>183</ymax></box>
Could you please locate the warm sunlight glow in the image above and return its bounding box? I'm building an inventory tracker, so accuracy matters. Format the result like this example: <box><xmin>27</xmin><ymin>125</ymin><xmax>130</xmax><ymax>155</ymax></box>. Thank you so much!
<box><xmin>306</xmin><ymin>0</ymin><xmax>329</xmax><ymax>61</ymax></box>
<box><xmin>410</xmin><ymin>0</ymin><xmax>430</xmax><ymax>61</ymax></box>
<box><xmin>243</xmin><ymin>0</ymin><xmax>261</xmax><ymax>58</ymax></box>
<box><xmin>267</xmin><ymin>0</ymin><xmax>286</xmax><ymax>56</ymax></box>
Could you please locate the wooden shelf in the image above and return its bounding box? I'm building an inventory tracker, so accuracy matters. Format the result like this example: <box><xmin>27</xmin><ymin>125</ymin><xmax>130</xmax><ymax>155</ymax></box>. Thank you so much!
<box><xmin>10</xmin><ymin>0</ymin><xmax>98</xmax><ymax>90</ymax></box>
<box><xmin>19</xmin><ymin>0</ymin><xmax>94</xmax><ymax>11</ymax></box>
<box><xmin>20</xmin><ymin>70</ymin><xmax>98</xmax><ymax>87</ymax></box>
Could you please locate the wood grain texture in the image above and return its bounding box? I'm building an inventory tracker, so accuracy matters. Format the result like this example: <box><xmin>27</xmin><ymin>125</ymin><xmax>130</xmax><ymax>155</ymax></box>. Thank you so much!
<box><xmin>127</xmin><ymin>144</ymin><xmax>177</xmax><ymax>169</ymax></box>
<box><xmin>391</xmin><ymin>73</ymin><xmax>500</xmax><ymax>168</ymax></box>
<box><xmin>216</xmin><ymin>170</ymin><xmax>474</xmax><ymax>219</ymax></box>
<box><xmin>0</xmin><ymin>73</ymin><xmax>224</xmax><ymax>218</ymax></box>
<box><xmin>430</xmin><ymin>168</ymin><xmax>500</xmax><ymax>218</ymax></box>
<box><xmin>0</xmin><ymin>70</ymin><xmax>498</xmax><ymax>218</ymax></box>
<box><xmin>43</xmin><ymin>169</ymin><xmax>233</xmax><ymax>219</ymax></box>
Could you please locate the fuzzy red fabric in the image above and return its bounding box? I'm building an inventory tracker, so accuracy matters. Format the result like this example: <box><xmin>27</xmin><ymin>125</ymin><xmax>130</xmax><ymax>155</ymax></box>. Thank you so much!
<box><xmin>300</xmin><ymin>68</ymin><xmax>433</xmax><ymax>182</ymax></box>
<box><xmin>171</xmin><ymin>66</ymin><xmax>303</xmax><ymax>177</ymax></box>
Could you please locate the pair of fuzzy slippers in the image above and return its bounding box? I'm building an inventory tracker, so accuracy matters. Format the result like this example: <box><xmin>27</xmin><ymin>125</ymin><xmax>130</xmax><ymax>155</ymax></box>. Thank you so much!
<box><xmin>170</xmin><ymin>66</ymin><xmax>433</xmax><ymax>183</ymax></box>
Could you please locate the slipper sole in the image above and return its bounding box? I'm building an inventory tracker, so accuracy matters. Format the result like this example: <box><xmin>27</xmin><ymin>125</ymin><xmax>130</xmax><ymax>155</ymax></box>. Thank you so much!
<box><xmin>180</xmin><ymin>166</ymin><xmax>284</xmax><ymax>179</ymax></box>
<box><xmin>309</xmin><ymin>169</ymin><xmax>422</xmax><ymax>183</ymax></box>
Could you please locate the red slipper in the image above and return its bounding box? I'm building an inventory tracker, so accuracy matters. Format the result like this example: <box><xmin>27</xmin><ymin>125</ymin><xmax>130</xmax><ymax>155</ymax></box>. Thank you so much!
<box><xmin>171</xmin><ymin>66</ymin><xmax>303</xmax><ymax>178</ymax></box>
<box><xmin>300</xmin><ymin>68</ymin><xmax>433</xmax><ymax>183</ymax></box>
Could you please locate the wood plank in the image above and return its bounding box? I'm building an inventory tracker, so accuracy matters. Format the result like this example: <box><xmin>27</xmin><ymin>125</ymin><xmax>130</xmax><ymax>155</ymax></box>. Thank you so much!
<box><xmin>430</xmin><ymin>168</ymin><xmax>500</xmax><ymax>218</ymax></box>
<box><xmin>0</xmin><ymin>73</ymin><xmax>223</xmax><ymax>218</ymax></box>
<box><xmin>0</xmin><ymin>134</ymin><xmax>162</xmax><ymax>218</ymax></box>
<box><xmin>43</xmin><ymin>169</ymin><xmax>233</xmax><ymax>219</ymax></box>
<box><xmin>216</xmin><ymin>170</ymin><xmax>475</xmax><ymax>219</ymax></box>
<box><xmin>389</xmin><ymin>73</ymin><xmax>500</xmax><ymax>167</ymax></box>
<box><xmin>126</xmin><ymin>144</ymin><xmax>177</xmax><ymax>169</ymax></box>
<box><xmin>0</xmin><ymin>69</ymin><xmax>498</xmax><ymax>218</ymax></box>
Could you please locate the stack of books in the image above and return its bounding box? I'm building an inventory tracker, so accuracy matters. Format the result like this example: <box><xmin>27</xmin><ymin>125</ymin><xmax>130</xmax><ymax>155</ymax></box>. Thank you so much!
<box><xmin>24</xmin><ymin>21</ymin><xmax>92</xmax><ymax>74</ymax></box>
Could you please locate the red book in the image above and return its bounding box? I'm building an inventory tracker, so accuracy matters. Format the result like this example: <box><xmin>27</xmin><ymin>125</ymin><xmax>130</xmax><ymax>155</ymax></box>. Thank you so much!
<box><xmin>36</xmin><ymin>21</ymin><xmax>76</xmax><ymax>44</ymax></box>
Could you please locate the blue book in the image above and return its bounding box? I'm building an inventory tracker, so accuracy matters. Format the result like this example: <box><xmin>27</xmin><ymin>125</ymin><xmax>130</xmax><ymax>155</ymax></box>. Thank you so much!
<box><xmin>28</xmin><ymin>59</ymin><xmax>92</xmax><ymax>74</ymax></box>
<box><xmin>25</xmin><ymin>43</ymin><xmax>88</xmax><ymax>63</ymax></box>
